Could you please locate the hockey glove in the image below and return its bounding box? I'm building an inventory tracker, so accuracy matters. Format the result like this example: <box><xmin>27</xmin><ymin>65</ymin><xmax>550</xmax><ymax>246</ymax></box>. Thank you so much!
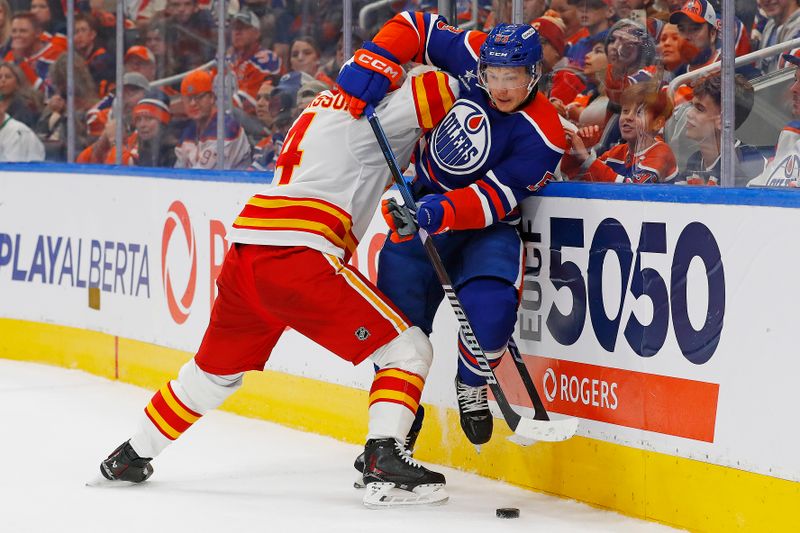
<box><xmin>336</xmin><ymin>42</ymin><xmax>403</xmax><ymax>119</ymax></box>
<box><xmin>416</xmin><ymin>194</ymin><xmax>456</xmax><ymax>235</ymax></box>
<box><xmin>382</xmin><ymin>197</ymin><xmax>418</xmax><ymax>242</ymax></box>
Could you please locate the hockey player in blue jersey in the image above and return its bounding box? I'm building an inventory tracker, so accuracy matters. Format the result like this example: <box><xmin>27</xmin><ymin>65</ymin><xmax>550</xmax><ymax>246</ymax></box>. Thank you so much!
<box><xmin>337</xmin><ymin>13</ymin><xmax>567</xmax><ymax>448</ymax></box>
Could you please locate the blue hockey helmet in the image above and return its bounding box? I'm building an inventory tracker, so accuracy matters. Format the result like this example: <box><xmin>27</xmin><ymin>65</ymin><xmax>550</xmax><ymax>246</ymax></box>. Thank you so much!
<box><xmin>477</xmin><ymin>23</ymin><xmax>543</xmax><ymax>97</ymax></box>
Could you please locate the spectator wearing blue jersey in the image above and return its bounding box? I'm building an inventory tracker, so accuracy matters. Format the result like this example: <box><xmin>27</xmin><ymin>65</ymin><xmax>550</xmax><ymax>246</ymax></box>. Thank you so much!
<box><xmin>227</xmin><ymin>9</ymin><xmax>283</xmax><ymax>105</ymax></box>
<box><xmin>565</xmin><ymin>0</ymin><xmax>616</xmax><ymax>68</ymax></box>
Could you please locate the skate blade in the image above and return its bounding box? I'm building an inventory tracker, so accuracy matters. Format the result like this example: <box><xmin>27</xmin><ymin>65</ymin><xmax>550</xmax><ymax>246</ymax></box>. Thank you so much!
<box><xmin>513</xmin><ymin>416</ymin><xmax>579</xmax><ymax>442</ymax></box>
<box><xmin>506</xmin><ymin>433</ymin><xmax>536</xmax><ymax>447</ymax></box>
<box><xmin>85</xmin><ymin>474</ymin><xmax>146</xmax><ymax>488</ymax></box>
<box><xmin>85</xmin><ymin>475</ymin><xmax>128</xmax><ymax>488</ymax></box>
<box><xmin>353</xmin><ymin>474</ymin><xmax>366</xmax><ymax>489</ymax></box>
<box><xmin>363</xmin><ymin>482</ymin><xmax>448</xmax><ymax>509</ymax></box>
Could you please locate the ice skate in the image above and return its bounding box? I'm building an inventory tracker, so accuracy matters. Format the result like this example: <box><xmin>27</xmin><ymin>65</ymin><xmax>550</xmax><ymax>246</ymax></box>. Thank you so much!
<box><xmin>354</xmin><ymin>405</ymin><xmax>424</xmax><ymax>489</ymax></box>
<box><xmin>361</xmin><ymin>438</ymin><xmax>447</xmax><ymax>508</ymax></box>
<box><xmin>455</xmin><ymin>375</ymin><xmax>493</xmax><ymax>448</ymax></box>
<box><xmin>92</xmin><ymin>440</ymin><xmax>153</xmax><ymax>485</ymax></box>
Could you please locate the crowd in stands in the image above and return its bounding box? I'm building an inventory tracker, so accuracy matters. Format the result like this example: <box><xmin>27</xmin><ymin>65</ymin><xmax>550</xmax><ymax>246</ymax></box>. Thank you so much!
<box><xmin>0</xmin><ymin>0</ymin><xmax>798</xmax><ymax>188</ymax></box>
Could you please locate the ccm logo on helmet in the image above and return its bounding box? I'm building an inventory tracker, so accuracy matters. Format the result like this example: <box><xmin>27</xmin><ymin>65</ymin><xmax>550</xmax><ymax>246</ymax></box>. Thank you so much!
<box><xmin>355</xmin><ymin>51</ymin><xmax>402</xmax><ymax>83</ymax></box>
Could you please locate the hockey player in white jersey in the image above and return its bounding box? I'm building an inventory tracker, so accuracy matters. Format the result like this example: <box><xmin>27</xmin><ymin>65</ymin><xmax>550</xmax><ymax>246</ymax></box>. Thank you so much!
<box><xmin>98</xmin><ymin>66</ymin><xmax>460</xmax><ymax>508</ymax></box>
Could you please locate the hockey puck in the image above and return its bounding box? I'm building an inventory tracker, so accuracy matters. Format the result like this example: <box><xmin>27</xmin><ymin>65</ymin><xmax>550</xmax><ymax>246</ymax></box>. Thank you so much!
<box><xmin>496</xmin><ymin>507</ymin><xmax>520</xmax><ymax>519</ymax></box>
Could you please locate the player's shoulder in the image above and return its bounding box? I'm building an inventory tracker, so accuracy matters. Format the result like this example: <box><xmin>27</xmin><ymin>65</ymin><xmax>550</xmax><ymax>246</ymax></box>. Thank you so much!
<box><xmin>783</xmin><ymin>120</ymin><xmax>800</xmax><ymax>135</ymax></box>
<box><xmin>409</xmin><ymin>68</ymin><xmax>459</xmax><ymax>99</ymax></box>
<box><xmin>516</xmin><ymin>92</ymin><xmax>567</xmax><ymax>153</ymax></box>
<box><xmin>464</xmin><ymin>30</ymin><xmax>487</xmax><ymax>59</ymax></box>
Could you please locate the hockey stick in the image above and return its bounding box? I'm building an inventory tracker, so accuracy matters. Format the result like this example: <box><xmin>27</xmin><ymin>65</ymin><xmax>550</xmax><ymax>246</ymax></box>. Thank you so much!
<box><xmin>507</xmin><ymin>337</ymin><xmax>550</xmax><ymax>421</ymax></box>
<box><xmin>364</xmin><ymin>104</ymin><xmax>578</xmax><ymax>443</ymax></box>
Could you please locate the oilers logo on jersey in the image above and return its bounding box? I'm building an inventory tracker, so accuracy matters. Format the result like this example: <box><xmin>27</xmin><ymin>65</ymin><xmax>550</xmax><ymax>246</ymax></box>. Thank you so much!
<box><xmin>765</xmin><ymin>153</ymin><xmax>800</xmax><ymax>187</ymax></box>
<box><xmin>431</xmin><ymin>100</ymin><xmax>491</xmax><ymax>175</ymax></box>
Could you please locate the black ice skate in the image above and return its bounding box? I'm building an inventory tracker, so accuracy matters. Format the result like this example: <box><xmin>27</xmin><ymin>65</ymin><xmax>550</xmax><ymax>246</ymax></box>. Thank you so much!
<box><xmin>361</xmin><ymin>438</ymin><xmax>447</xmax><ymax>508</ymax></box>
<box><xmin>353</xmin><ymin>405</ymin><xmax>425</xmax><ymax>489</ymax></box>
<box><xmin>99</xmin><ymin>440</ymin><xmax>154</xmax><ymax>483</ymax></box>
<box><xmin>455</xmin><ymin>375</ymin><xmax>493</xmax><ymax>448</ymax></box>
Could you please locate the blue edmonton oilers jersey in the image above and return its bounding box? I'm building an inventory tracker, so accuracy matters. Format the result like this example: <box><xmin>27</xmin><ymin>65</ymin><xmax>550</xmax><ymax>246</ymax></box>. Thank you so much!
<box><xmin>384</xmin><ymin>12</ymin><xmax>567</xmax><ymax>226</ymax></box>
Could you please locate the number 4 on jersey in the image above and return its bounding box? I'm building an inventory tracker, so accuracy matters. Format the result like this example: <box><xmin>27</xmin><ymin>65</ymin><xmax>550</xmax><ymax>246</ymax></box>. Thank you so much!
<box><xmin>275</xmin><ymin>113</ymin><xmax>315</xmax><ymax>184</ymax></box>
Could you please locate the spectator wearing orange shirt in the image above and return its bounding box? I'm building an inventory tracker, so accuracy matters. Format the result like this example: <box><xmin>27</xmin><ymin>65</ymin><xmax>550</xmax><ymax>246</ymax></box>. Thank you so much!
<box><xmin>4</xmin><ymin>12</ymin><xmax>63</xmax><ymax>93</ymax></box>
<box><xmin>563</xmin><ymin>82</ymin><xmax>677</xmax><ymax>183</ymax></box>
<box><xmin>226</xmin><ymin>9</ymin><xmax>282</xmax><ymax>105</ymax></box>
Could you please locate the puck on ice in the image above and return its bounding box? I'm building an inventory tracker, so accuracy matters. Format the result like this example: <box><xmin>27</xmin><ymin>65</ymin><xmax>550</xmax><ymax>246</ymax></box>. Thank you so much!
<box><xmin>496</xmin><ymin>507</ymin><xmax>520</xmax><ymax>519</ymax></box>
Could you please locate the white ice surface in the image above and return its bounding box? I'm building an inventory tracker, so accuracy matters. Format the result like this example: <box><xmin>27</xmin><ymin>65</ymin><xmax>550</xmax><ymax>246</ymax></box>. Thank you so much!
<box><xmin>0</xmin><ymin>359</ymin><xmax>680</xmax><ymax>533</ymax></box>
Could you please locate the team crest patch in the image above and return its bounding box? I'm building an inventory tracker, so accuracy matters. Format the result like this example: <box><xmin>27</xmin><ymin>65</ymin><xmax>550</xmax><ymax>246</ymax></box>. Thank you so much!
<box><xmin>355</xmin><ymin>327</ymin><xmax>370</xmax><ymax>341</ymax></box>
<box><xmin>431</xmin><ymin>100</ymin><xmax>491</xmax><ymax>175</ymax></box>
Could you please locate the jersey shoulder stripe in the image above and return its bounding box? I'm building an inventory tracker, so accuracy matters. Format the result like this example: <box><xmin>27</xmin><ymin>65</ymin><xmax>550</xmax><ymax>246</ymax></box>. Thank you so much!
<box><xmin>411</xmin><ymin>71</ymin><xmax>456</xmax><ymax>130</ymax></box>
<box><xmin>465</xmin><ymin>31</ymin><xmax>486</xmax><ymax>60</ymax></box>
<box><xmin>519</xmin><ymin>92</ymin><xmax>568</xmax><ymax>154</ymax></box>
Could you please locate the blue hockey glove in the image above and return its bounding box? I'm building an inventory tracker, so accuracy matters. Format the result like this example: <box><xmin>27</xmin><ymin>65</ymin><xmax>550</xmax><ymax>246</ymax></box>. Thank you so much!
<box><xmin>416</xmin><ymin>194</ymin><xmax>455</xmax><ymax>235</ymax></box>
<box><xmin>337</xmin><ymin>42</ymin><xmax>403</xmax><ymax>119</ymax></box>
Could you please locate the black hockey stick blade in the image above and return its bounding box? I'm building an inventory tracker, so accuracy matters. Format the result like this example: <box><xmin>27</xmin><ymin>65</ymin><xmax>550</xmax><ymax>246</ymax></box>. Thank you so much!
<box><xmin>505</xmin><ymin>338</ymin><xmax>579</xmax><ymax>442</ymax></box>
<box><xmin>364</xmin><ymin>104</ymin><xmax>577</xmax><ymax>444</ymax></box>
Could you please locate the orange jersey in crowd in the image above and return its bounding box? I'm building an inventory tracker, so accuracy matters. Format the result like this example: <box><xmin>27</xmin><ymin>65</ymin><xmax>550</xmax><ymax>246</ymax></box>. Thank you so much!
<box><xmin>4</xmin><ymin>42</ymin><xmax>63</xmax><ymax>92</ymax></box>
<box><xmin>562</xmin><ymin>138</ymin><xmax>677</xmax><ymax>183</ymax></box>
<box><xmin>227</xmin><ymin>47</ymin><xmax>283</xmax><ymax>101</ymax></box>
<box><xmin>76</xmin><ymin>132</ymin><xmax>138</xmax><ymax>165</ymax></box>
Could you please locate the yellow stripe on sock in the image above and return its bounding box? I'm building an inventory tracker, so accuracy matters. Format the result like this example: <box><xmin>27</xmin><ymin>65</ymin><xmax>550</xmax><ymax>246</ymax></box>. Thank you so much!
<box><xmin>160</xmin><ymin>384</ymin><xmax>200</xmax><ymax>424</ymax></box>
<box><xmin>145</xmin><ymin>403</ymin><xmax>181</xmax><ymax>440</ymax></box>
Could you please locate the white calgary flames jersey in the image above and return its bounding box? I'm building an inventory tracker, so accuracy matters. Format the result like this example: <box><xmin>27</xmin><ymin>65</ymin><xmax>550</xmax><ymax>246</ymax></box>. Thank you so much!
<box><xmin>229</xmin><ymin>70</ymin><xmax>459</xmax><ymax>260</ymax></box>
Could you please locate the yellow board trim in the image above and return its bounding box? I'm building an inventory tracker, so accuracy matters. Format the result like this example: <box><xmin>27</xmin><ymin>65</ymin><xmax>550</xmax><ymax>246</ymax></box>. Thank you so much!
<box><xmin>1</xmin><ymin>317</ymin><xmax>798</xmax><ymax>532</ymax></box>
